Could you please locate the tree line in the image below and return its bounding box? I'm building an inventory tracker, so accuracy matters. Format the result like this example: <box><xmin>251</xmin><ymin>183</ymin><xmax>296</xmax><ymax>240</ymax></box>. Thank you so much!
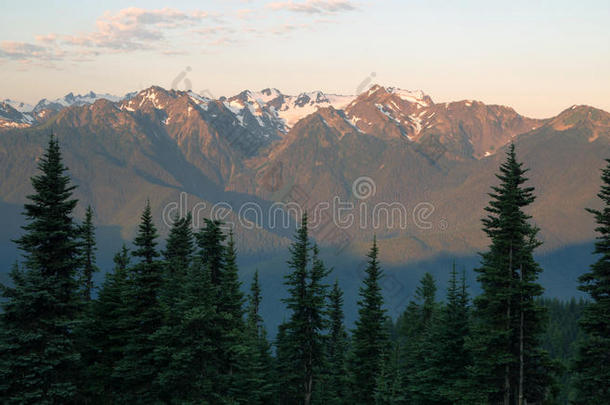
<box><xmin>0</xmin><ymin>136</ymin><xmax>608</xmax><ymax>404</ymax></box>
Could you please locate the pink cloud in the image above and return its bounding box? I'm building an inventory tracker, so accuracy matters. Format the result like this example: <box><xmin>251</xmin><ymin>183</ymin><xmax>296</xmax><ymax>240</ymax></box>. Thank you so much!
<box><xmin>62</xmin><ymin>7</ymin><xmax>211</xmax><ymax>51</ymax></box>
<box><xmin>267</xmin><ymin>0</ymin><xmax>357</xmax><ymax>14</ymax></box>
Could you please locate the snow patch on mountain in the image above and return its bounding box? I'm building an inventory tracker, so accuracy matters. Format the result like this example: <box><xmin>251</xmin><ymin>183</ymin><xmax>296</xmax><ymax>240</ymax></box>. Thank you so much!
<box><xmin>276</xmin><ymin>91</ymin><xmax>355</xmax><ymax>128</ymax></box>
<box><xmin>386</xmin><ymin>87</ymin><xmax>430</xmax><ymax>106</ymax></box>
<box><xmin>1</xmin><ymin>99</ymin><xmax>34</xmax><ymax>113</ymax></box>
<box><xmin>34</xmin><ymin>91</ymin><xmax>121</xmax><ymax>113</ymax></box>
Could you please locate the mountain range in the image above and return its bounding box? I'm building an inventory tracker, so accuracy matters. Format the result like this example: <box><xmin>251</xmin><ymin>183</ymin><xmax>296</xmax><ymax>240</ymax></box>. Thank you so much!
<box><xmin>1</xmin><ymin>84</ymin><xmax>609</xmax><ymax>321</ymax></box>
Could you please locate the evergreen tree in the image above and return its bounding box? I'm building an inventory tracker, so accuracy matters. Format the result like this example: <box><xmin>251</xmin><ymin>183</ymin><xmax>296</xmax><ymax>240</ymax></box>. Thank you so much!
<box><xmin>572</xmin><ymin>159</ymin><xmax>610</xmax><ymax>403</ymax></box>
<box><xmin>416</xmin><ymin>272</ymin><xmax>437</xmax><ymax>326</ymax></box>
<box><xmin>468</xmin><ymin>144</ymin><xmax>555</xmax><ymax>404</ymax></box>
<box><xmin>414</xmin><ymin>265</ymin><xmax>471</xmax><ymax>404</ymax></box>
<box><xmin>163</xmin><ymin>212</ymin><xmax>194</xmax><ymax>277</ymax></box>
<box><xmin>159</xmin><ymin>212</ymin><xmax>194</xmax><ymax>320</ymax></box>
<box><xmin>439</xmin><ymin>267</ymin><xmax>471</xmax><ymax>403</ymax></box>
<box><xmin>374</xmin><ymin>343</ymin><xmax>406</xmax><ymax>405</ymax></box>
<box><xmin>320</xmin><ymin>280</ymin><xmax>349</xmax><ymax>405</ymax></box>
<box><xmin>239</xmin><ymin>270</ymin><xmax>275</xmax><ymax>405</ymax></box>
<box><xmin>196</xmin><ymin>218</ymin><xmax>226</xmax><ymax>285</ymax></box>
<box><xmin>395</xmin><ymin>272</ymin><xmax>438</xmax><ymax>347</ymax></box>
<box><xmin>154</xmin><ymin>260</ymin><xmax>219</xmax><ymax>403</ymax></box>
<box><xmin>0</xmin><ymin>135</ymin><xmax>82</xmax><ymax>403</ymax></box>
<box><xmin>401</xmin><ymin>272</ymin><xmax>439</xmax><ymax>403</ymax></box>
<box><xmin>78</xmin><ymin>205</ymin><xmax>98</xmax><ymax>301</ymax></box>
<box><xmin>540</xmin><ymin>297</ymin><xmax>585</xmax><ymax>403</ymax></box>
<box><xmin>280</xmin><ymin>214</ymin><xmax>330</xmax><ymax>405</ymax></box>
<box><xmin>276</xmin><ymin>321</ymin><xmax>299</xmax><ymax>404</ymax></box>
<box><xmin>219</xmin><ymin>230</ymin><xmax>247</xmax><ymax>401</ymax></box>
<box><xmin>349</xmin><ymin>237</ymin><xmax>389</xmax><ymax>405</ymax></box>
<box><xmin>84</xmin><ymin>245</ymin><xmax>130</xmax><ymax>401</ymax></box>
<box><xmin>132</xmin><ymin>200</ymin><xmax>160</xmax><ymax>264</ymax></box>
<box><xmin>114</xmin><ymin>201</ymin><xmax>164</xmax><ymax>403</ymax></box>
<box><xmin>247</xmin><ymin>270</ymin><xmax>264</xmax><ymax>332</ymax></box>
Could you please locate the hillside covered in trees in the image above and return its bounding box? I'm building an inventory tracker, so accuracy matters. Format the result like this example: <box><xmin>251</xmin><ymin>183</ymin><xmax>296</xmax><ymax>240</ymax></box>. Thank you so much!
<box><xmin>1</xmin><ymin>136</ymin><xmax>608</xmax><ymax>404</ymax></box>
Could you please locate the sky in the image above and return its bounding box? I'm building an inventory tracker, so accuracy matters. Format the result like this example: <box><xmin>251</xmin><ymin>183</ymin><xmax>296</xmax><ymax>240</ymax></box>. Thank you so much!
<box><xmin>0</xmin><ymin>0</ymin><xmax>609</xmax><ymax>118</ymax></box>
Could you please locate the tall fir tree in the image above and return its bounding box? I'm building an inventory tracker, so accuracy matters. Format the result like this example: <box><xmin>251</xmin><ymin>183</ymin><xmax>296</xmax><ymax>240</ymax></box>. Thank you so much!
<box><xmin>280</xmin><ymin>214</ymin><xmax>330</xmax><ymax>405</ymax></box>
<box><xmin>413</xmin><ymin>264</ymin><xmax>471</xmax><ymax>404</ymax></box>
<box><xmin>468</xmin><ymin>144</ymin><xmax>555</xmax><ymax>404</ymax></box>
<box><xmin>154</xmin><ymin>259</ymin><xmax>220</xmax><ymax>403</ymax></box>
<box><xmin>219</xmin><ymin>230</ymin><xmax>247</xmax><ymax>401</ymax></box>
<box><xmin>159</xmin><ymin>212</ymin><xmax>194</xmax><ymax>319</ymax></box>
<box><xmin>349</xmin><ymin>237</ymin><xmax>390</xmax><ymax>405</ymax></box>
<box><xmin>374</xmin><ymin>343</ymin><xmax>406</xmax><ymax>405</ymax></box>
<box><xmin>402</xmin><ymin>272</ymin><xmax>439</xmax><ymax>403</ymax></box>
<box><xmin>572</xmin><ymin>159</ymin><xmax>610</xmax><ymax>403</ymax></box>
<box><xmin>416</xmin><ymin>272</ymin><xmax>437</xmax><ymax>326</ymax></box>
<box><xmin>152</xmin><ymin>213</ymin><xmax>197</xmax><ymax>401</ymax></box>
<box><xmin>319</xmin><ymin>280</ymin><xmax>349</xmax><ymax>405</ymax></box>
<box><xmin>114</xmin><ymin>201</ymin><xmax>164</xmax><ymax>403</ymax></box>
<box><xmin>438</xmin><ymin>266</ymin><xmax>471</xmax><ymax>403</ymax></box>
<box><xmin>162</xmin><ymin>212</ymin><xmax>194</xmax><ymax>277</ymax></box>
<box><xmin>247</xmin><ymin>270</ymin><xmax>264</xmax><ymax>333</ymax></box>
<box><xmin>0</xmin><ymin>135</ymin><xmax>82</xmax><ymax>403</ymax></box>
<box><xmin>84</xmin><ymin>245</ymin><xmax>131</xmax><ymax>401</ymax></box>
<box><xmin>240</xmin><ymin>270</ymin><xmax>275</xmax><ymax>405</ymax></box>
<box><xmin>78</xmin><ymin>205</ymin><xmax>98</xmax><ymax>301</ymax></box>
<box><xmin>276</xmin><ymin>320</ymin><xmax>299</xmax><ymax>404</ymax></box>
<box><xmin>197</xmin><ymin>218</ymin><xmax>227</xmax><ymax>285</ymax></box>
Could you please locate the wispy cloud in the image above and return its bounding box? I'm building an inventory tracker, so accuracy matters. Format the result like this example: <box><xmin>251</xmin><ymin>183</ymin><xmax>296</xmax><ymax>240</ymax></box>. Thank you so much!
<box><xmin>267</xmin><ymin>0</ymin><xmax>357</xmax><ymax>14</ymax></box>
<box><xmin>236</xmin><ymin>8</ymin><xmax>256</xmax><ymax>19</ymax></box>
<box><xmin>34</xmin><ymin>34</ymin><xmax>57</xmax><ymax>44</ymax></box>
<box><xmin>0</xmin><ymin>3</ymin><xmax>362</xmax><ymax>67</ymax></box>
<box><xmin>62</xmin><ymin>7</ymin><xmax>211</xmax><ymax>51</ymax></box>
<box><xmin>0</xmin><ymin>41</ymin><xmax>63</xmax><ymax>61</ymax></box>
<box><xmin>0</xmin><ymin>7</ymin><xmax>216</xmax><ymax>65</ymax></box>
<box><xmin>271</xmin><ymin>23</ymin><xmax>310</xmax><ymax>35</ymax></box>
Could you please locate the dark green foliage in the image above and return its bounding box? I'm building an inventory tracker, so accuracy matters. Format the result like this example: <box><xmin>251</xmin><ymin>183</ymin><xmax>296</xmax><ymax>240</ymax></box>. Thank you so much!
<box><xmin>240</xmin><ymin>270</ymin><xmax>275</xmax><ymax>405</ymax></box>
<box><xmin>374</xmin><ymin>343</ymin><xmax>406</xmax><ymax>405</ymax></box>
<box><xmin>0</xmin><ymin>135</ymin><xmax>82</xmax><ymax>404</ymax></box>
<box><xmin>349</xmin><ymin>237</ymin><xmax>389</xmax><ymax>405</ymax></box>
<box><xmin>276</xmin><ymin>321</ymin><xmax>299</xmax><ymax>404</ymax></box>
<box><xmin>154</xmin><ymin>213</ymin><xmax>198</xmax><ymax>402</ymax></box>
<box><xmin>572</xmin><ymin>159</ymin><xmax>610</xmax><ymax>403</ymax></box>
<box><xmin>318</xmin><ymin>280</ymin><xmax>349</xmax><ymax>405</ymax></box>
<box><xmin>435</xmin><ymin>267</ymin><xmax>471</xmax><ymax>403</ymax></box>
<box><xmin>159</xmin><ymin>213</ymin><xmax>194</xmax><ymax>323</ymax></box>
<box><xmin>196</xmin><ymin>218</ymin><xmax>226</xmax><ymax>285</ymax></box>
<box><xmin>154</xmin><ymin>260</ymin><xmax>219</xmax><ymax>403</ymax></box>
<box><xmin>78</xmin><ymin>205</ymin><xmax>98</xmax><ymax>301</ymax></box>
<box><xmin>416</xmin><ymin>272</ymin><xmax>437</xmax><ymax>326</ymax></box>
<box><xmin>218</xmin><ymin>230</ymin><xmax>247</xmax><ymax>400</ymax></box>
<box><xmin>410</xmin><ymin>266</ymin><xmax>471</xmax><ymax>404</ymax></box>
<box><xmin>83</xmin><ymin>245</ymin><xmax>131</xmax><ymax>401</ymax></box>
<box><xmin>114</xmin><ymin>201</ymin><xmax>164</xmax><ymax>403</ymax></box>
<box><xmin>163</xmin><ymin>212</ymin><xmax>194</xmax><ymax>276</ymax></box>
<box><xmin>280</xmin><ymin>214</ymin><xmax>331</xmax><ymax>405</ymax></box>
<box><xmin>132</xmin><ymin>200</ymin><xmax>160</xmax><ymax>264</ymax></box>
<box><xmin>399</xmin><ymin>272</ymin><xmax>439</xmax><ymax>403</ymax></box>
<box><xmin>468</xmin><ymin>144</ymin><xmax>556</xmax><ymax>404</ymax></box>
<box><xmin>540</xmin><ymin>298</ymin><xmax>586</xmax><ymax>404</ymax></box>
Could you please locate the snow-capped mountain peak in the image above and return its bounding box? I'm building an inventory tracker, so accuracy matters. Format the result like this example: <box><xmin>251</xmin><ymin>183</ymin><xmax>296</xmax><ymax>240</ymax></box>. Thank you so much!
<box><xmin>33</xmin><ymin>91</ymin><xmax>122</xmax><ymax>114</ymax></box>
<box><xmin>385</xmin><ymin>87</ymin><xmax>432</xmax><ymax>106</ymax></box>
<box><xmin>273</xmin><ymin>90</ymin><xmax>355</xmax><ymax>128</ymax></box>
<box><xmin>256</xmin><ymin>88</ymin><xmax>282</xmax><ymax>103</ymax></box>
<box><xmin>363</xmin><ymin>84</ymin><xmax>432</xmax><ymax>107</ymax></box>
<box><xmin>1</xmin><ymin>99</ymin><xmax>34</xmax><ymax>113</ymax></box>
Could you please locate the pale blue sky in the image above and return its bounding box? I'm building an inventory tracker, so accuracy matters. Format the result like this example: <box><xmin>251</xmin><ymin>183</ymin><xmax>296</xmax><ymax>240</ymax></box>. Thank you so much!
<box><xmin>1</xmin><ymin>0</ymin><xmax>608</xmax><ymax>117</ymax></box>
